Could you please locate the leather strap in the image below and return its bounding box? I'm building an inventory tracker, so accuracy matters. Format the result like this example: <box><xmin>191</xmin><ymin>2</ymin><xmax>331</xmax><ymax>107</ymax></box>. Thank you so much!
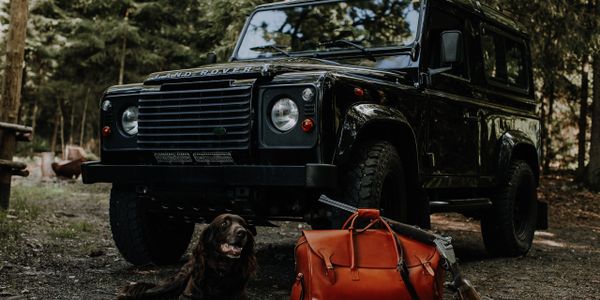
<box><xmin>400</xmin><ymin>260</ymin><xmax>421</xmax><ymax>300</ymax></box>
<box><xmin>392</xmin><ymin>226</ymin><xmax>421</xmax><ymax>300</ymax></box>
<box><xmin>319</xmin><ymin>248</ymin><xmax>336</xmax><ymax>284</ymax></box>
<box><xmin>291</xmin><ymin>273</ymin><xmax>305</xmax><ymax>300</ymax></box>
<box><xmin>343</xmin><ymin>212</ymin><xmax>404</xmax><ymax>282</ymax></box>
<box><xmin>328</xmin><ymin>210</ymin><xmax>422</xmax><ymax>299</ymax></box>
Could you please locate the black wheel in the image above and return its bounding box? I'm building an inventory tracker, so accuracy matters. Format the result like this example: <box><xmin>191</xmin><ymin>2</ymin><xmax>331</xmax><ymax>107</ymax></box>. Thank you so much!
<box><xmin>481</xmin><ymin>160</ymin><xmax>538</xmax><ymax>257</ymax></box>
<box><xmin>109</xmin><ymin>186</ymin><xmax>195</xmax><ymax>265</ymax></box>
<box><xmin>324</xmin><ymin>141</ymin><xmax>407</xmax><ymax>228</ymax></box>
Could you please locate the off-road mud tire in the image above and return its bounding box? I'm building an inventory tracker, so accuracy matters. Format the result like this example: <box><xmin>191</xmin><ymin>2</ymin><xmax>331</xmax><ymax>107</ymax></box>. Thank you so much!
<box><xmin>317</xmin><ymin>141</ymin><xmax>407</xmax><ymax>229</ymax></box>
<box><xmin>481</xmin><ymin>160</ymin><xmax>538</xmax><ymax>257</ymax></box>
<box><xmin>109</xmin><ymin>186</ymin><xmax>195</xmax><ymax>266</ymax></box>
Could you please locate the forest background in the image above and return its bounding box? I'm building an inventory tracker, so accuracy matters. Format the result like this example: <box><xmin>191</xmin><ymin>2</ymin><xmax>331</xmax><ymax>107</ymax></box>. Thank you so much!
<box><xmin>0</xmin><ymin>0</ymin><xmax>599</xmax><ymax>182</ymax></box>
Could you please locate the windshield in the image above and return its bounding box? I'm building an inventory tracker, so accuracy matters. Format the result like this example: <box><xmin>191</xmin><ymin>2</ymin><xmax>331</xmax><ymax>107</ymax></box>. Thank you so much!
<box><xmin>236</xmin><ymin>0</ymin><xmax>422</xmax><ymax>61</ymax></box>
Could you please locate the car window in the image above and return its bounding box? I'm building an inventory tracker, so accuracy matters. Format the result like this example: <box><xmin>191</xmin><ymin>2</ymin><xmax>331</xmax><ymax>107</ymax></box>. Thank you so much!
<box><xmin>505</xmin><ymin>40</ymin><xmax>527</xmax><ymax>88</ymax></box>
<box><xmin>482</xmin><ymin>33</ymin><xmax>500</xmax><ymax>79</ymax></box>
<box><xmin>481</xmin><ymin>27</ymin><xmax>528</xmax><ymax>90</ymax></box>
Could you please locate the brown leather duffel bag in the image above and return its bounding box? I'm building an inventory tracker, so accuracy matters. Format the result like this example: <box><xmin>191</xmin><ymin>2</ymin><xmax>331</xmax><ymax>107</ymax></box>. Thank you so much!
<box><xmin>290</xmin><ymin>209</ymin><xmax>444</xmax><ymax>300</ymax></box>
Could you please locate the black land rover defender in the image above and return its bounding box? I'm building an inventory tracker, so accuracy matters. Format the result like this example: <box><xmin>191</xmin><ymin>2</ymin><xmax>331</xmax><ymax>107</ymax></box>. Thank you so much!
<box><xmin>83</xmin><ymin>0</ymin><xmax>548</xmax><ymax>265</ymax></box>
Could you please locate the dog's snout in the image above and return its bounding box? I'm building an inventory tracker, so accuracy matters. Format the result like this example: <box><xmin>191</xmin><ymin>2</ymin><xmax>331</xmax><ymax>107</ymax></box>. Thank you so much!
<box><xmin>235</xmin><ymin>227</ymin><xmax>248</xmax><ymax>238</ymax></box>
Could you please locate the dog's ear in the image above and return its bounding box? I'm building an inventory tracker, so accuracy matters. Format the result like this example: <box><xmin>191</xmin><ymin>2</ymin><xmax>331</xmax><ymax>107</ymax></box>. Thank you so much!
<box><xmin>241</xmin><ymin>228</ymin><xmax>257</xmax><ymax>279</ymax></box>
<box><xmin>248</xmin><ymin>224</ymin><xmax>257</xmax><ymax>237</ymax></box>
<box><xmin>193</xmin><ymin>223</ymin><xmax>215</xmax><ymax>259</ymax></box>
<box><xmin>200</xmin><ymin>224</ymin><xmax>216</xmax><ymax>248</ymax></box>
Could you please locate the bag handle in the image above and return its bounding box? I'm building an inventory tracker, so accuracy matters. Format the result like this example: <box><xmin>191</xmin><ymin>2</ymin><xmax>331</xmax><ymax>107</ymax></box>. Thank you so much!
<box><xmin>341</xmin><ymin>209</ymin><xmax>381</xmax><ymax>229</ymax></box>
<box><xmin>342</xmin><ymin>210</ymin><xmax>421</xmax><ymax>300</ymax></box>
<box><xmin>341</xmin><ymin>209</ymin><xmax>403</xmax><ymax>279</ymax></box>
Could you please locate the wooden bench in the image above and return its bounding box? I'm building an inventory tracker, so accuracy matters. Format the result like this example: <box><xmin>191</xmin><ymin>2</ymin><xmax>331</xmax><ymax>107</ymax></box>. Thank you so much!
<box><xmin>0</xmin><ymin>121</ymin><xmax>33</xmax><ymax>209</ymax></box>
<box><xmin>0</xmin><ymin>159</ymin><xmax>29</xmax><ymax>177</ymax></box>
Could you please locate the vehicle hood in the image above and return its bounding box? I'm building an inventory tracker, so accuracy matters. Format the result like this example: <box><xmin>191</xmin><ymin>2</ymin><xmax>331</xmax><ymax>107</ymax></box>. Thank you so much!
<box><xmin>144</xmin><ymin>57</ymin><xmax>408</xmax><ymax>85</ymax></box>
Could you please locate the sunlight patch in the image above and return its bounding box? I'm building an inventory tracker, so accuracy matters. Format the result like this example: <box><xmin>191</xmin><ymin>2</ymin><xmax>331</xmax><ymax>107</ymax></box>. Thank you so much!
<box><xmin>534</xmin><ymin>239</ymin><xmax>566</xmax><ymax>248</ymax></box>
<box><xmin>534</xmin><ymin>231</ymin><xmax>555</xmax><ymax>238</ymax></box>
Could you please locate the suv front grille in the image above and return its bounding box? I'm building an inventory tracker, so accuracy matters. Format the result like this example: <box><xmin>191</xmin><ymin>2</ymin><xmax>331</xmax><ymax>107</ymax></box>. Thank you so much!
<box><xmin>137</xmin><ymin>80</ymin><xmax>252</xmax><ymax>150</ymax></box>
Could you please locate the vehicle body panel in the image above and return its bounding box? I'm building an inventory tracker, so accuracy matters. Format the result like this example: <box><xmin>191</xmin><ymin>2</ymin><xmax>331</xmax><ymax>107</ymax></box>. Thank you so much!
<box><xmin>83</xmin><ymin>0</ymin><xmax>542</xmax><ymax>224</ymax></box>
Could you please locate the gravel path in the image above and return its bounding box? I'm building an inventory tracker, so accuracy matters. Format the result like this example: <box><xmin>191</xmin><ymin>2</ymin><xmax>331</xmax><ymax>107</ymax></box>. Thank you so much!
<box><xmin>0</xmin><ymin>175</ymin><xmax>598</xmax><ymax>299</ymax></box>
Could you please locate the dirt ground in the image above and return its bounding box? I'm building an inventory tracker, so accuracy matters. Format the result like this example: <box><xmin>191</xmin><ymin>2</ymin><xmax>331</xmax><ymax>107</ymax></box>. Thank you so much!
<box><xmin>0</xmin><ymin>175</ymin><xmax>599</xmax><ymax>300</ymax></box>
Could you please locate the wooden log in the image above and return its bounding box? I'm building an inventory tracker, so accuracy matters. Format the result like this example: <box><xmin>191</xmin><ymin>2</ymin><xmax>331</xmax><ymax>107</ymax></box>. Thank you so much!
<box><xmin>0</xmin><ymin>159</ymin><xmax>27</xmax><ymax>170</ymax></box>
<box><xmin>9</xmin><ymin>169</ymin><xmax>29</xmax><ymax>177</ymax></box>
<box><xmin>0</xmin><ymin>122</ymin><xmax>33</xmax><ymax>133</ymax></box>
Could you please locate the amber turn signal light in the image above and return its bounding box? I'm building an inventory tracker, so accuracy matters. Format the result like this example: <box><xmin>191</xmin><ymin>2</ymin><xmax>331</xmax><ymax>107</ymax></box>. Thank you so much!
<box><xmin>102</xmin><ymin>126</ymin><xmax>112</xmax><ymax>137</ymax></box>
<box><xmin>301</xmin><ymin>118</ymin><xmax>315</xmax><ymax>133</ymax></box>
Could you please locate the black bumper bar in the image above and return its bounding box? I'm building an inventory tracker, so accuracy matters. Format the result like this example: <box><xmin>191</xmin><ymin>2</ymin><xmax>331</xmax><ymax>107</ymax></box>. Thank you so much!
<box><xmin>81</xmin><ymin>162</ymin><xmax>337</xmax><ymax>188</ymax></box>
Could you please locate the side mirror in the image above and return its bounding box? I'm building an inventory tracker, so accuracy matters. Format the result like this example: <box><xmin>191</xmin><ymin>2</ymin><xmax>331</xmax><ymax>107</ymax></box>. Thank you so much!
<box><xmin>440</xmin><ymin>30</ymin><xmax>463</xmax><ymax>64</ymax></box>
<box><xmin>207</xmin><ymin>52</ymin><xmax>217</xmax><ymax>64</ymax></box>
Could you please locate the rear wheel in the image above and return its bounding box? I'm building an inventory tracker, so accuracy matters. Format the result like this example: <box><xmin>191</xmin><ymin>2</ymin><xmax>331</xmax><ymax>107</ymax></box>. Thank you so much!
<box><xmin>481</xmin><ymin>160</ymin><xmax>538</xmax><ymax>257</ymax></box>
<box><xmin>109</xmin><ymin>186</ymin><xmax>195</xmax><ymax>265</ymax></box>
<box><xmin>327</xmin><ymin>141</ymin><xmax>408</xmax><ymax>228</ymax></box>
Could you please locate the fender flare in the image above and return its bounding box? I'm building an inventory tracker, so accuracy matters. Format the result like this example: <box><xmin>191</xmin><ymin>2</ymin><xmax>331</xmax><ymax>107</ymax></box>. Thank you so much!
<box><xmin>334</xmin><ymin>104</ymin><xmax>418</xmax><ymax>166</ymax></box>
<box><xmin>497</xmin><ymin>130</ymin><xmax>540</xmax><ymax>183</ymax></box>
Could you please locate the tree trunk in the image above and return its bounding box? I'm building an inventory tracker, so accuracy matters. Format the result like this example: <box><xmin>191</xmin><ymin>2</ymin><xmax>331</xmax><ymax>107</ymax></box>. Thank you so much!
<box><xmin>543</xmin><ymin>79</ymin><xmax>555</xmax><ymax>173</ymax></box>
<box><xmin>578</xmin><ymin>57</ymin><xmax>590</xmax><ymax>172</ymax></box>
<box><xmin>58</xmin><ymin>100</ymin><xmax>65</xmax><ymax>159</ymax></box>
<box><xmin>68</xmin><ymin>102</ymin><xmax>75</xmax><ymax>145</ymax></box>
<box><xmin>30</xmin><ymin>99</ymin><xmax>39</xmax><ymax>138</ymax></box>
<box><xmin>0</xmin><ymin>0</ymin><xmax>29</xmax><ymax>210</ymax></box>
<box><xmin>587</xmin><ymin>55</ymin><xmax>600</xmax><ymax>190</ymax></box>
<box><xmin>31</xmin><ymin>62</ymin><xmax>46</xmax><ymax>139</ymax></box>
<box><xmin>118</xmin><ymin>10</ymin><xmax>130</xmax><ymax>85</ymax></box>
<box><xmin>80</xmin><ymin>89</ymin><xmax>90</xmax><ymax>145</ymax></box>
<box><xmin>540</xmin><ymin>82</ymin><xmax>546</xmax><ymax>172</ymax></box>
<box><xmin>51</xmin><ymin>112</ymin><xmax>59</xmax><ymax>153</ymax></box>
<box><xmin>1</xmin><ymin>0</ymin><xmax>28</xmax><ymax>124</ymax></box>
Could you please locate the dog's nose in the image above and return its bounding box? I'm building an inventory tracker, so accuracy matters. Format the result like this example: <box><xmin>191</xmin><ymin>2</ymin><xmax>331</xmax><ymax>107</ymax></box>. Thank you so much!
<box><xmin>235</xmin><ymin>227</ymin><xmax>247</xmax><ymax>238</ymax></box>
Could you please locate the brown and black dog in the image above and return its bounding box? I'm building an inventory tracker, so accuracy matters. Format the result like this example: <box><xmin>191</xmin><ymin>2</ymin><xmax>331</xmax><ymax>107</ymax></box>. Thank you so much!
<box><xmin>118</xmin><ymin>214</ymin><xmax>256</xmax><ymax>300</ymax></box>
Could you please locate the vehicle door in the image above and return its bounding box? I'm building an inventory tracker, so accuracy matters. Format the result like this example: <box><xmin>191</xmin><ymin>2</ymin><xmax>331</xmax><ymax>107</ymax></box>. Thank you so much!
<box><xmin>421</xmin><ymin>4</ymin><xmax>481</xmax><ymax>187</ymax></box>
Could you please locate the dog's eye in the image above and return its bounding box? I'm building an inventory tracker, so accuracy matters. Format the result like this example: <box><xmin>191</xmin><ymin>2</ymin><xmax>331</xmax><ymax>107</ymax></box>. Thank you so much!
<box><xmin>221</xmin><ymin>221</ymin><xmax>228</xmax><ymax>227</ymax></box>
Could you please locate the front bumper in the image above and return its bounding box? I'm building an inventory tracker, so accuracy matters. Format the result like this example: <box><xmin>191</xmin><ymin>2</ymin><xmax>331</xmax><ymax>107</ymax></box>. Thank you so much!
<box><xmin>81</xmin><ymin>161</ymin><xmax>337</xmax><ymax>188</ymax></box>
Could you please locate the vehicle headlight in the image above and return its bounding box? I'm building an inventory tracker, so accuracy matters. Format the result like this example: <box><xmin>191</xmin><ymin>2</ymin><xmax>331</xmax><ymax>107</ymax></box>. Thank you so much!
<box><xmin>121</xmin><ymin>106</ymin><xmax>139</xmax><ymax>136</ymax></box>
<box><xmin>271</xmin><ymin>98</ymin><xmax>299</xmax><ymax>132</ymax></box>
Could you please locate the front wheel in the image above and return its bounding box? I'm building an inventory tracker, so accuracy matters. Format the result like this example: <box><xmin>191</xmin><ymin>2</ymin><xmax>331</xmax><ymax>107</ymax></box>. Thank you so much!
<box><xmin>330</xmin><ymin>141</ymin><xmax>408</xmax><ymax>228</ymax></box>
<box><xmin>481</xmin><ymin>161</ymin><xmax>538</xmax><ymax>257</ymax></box>
<box><xmin>109</xmin><ymin>186</ymin><xmax>195</xmax><ymax>265</ymax></box>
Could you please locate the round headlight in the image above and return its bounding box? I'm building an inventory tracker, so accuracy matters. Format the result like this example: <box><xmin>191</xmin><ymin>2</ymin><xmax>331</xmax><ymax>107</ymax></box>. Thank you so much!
<box><xmin>271</xmin><ymin>98</ymin><xmax>299</xmax><ymax>132</ymax></box>
<box><xmin>121</xmin><ymin>106</ymin><xmax>139</xmax><ymax>136</ymax></box>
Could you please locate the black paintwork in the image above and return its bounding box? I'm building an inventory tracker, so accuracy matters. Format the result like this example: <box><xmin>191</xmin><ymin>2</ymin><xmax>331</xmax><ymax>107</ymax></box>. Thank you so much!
<box><xmin>82</xmin><ymin>0</ymin><xmax>542</xmax><ymax>224</ymax></box>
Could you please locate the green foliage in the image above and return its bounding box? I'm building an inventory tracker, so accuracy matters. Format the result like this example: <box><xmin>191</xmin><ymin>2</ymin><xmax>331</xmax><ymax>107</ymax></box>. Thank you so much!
<box><xmin>49</xmin><ymin>221</ymin><xmax>95</xmax><ymax>240</ymax></box>
<box><xmin>480</xmin><ymin>0</ymin><xmax>598</xmax><ymax>170</ymax></box>
<box><xmin>0</xmin><ymin>211</ymin><xmax>20</xmax><ymax>241</ymax></box>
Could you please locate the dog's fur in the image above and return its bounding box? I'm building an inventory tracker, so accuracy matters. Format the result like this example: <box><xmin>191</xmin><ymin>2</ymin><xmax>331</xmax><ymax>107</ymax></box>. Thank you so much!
<box><xmin>118</xmin><ymin>214</ymin><xmax>256</xmax><ymax>300</ymax></box>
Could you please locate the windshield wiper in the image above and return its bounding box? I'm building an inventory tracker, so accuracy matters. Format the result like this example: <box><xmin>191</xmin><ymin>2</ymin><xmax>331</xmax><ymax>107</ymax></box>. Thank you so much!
<box><xmin>318</xmin><ymin>39</ymin><xmax>377</xmax><ymax>62</ymax></box>
<box><xmin>249</xmin><ymin>44</ymin><xmax>291</xmax><ymax>57</ymax></box>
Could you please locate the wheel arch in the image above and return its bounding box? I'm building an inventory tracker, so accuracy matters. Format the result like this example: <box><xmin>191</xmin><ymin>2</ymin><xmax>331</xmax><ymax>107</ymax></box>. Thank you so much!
<box><xmin>334</xmin><ymin>104</ymin><xmax>426</xmax><ymax>225</ymax></box>
<box><xmin>497</xmin><ymin>131</ymin><xmax>540</xmax><ymax>185</ymax></box>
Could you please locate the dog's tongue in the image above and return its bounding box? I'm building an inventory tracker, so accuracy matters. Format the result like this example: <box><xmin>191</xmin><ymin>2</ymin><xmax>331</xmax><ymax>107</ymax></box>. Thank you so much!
<box><xmin>220</xmin><ymin>243</ymin><xmax>243</xmax><ymax>257</ymax></box>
